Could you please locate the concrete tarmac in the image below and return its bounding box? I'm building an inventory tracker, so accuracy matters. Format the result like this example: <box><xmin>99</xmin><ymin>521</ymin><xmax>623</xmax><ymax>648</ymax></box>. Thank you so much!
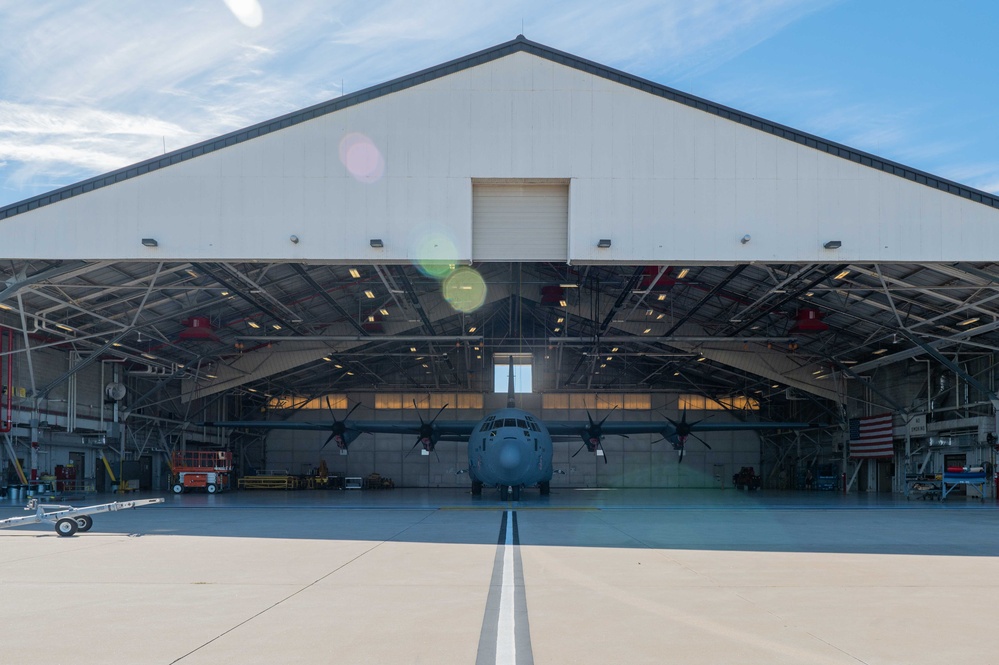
<box><xmin>1</xmin><ymin>488</ymin><xmax>998</xmax><ymax>664</ymax></box>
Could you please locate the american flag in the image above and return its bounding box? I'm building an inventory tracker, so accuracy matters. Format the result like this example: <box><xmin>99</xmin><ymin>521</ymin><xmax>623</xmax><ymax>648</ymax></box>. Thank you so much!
<box><xmin>849</xmin><ymin>413</ymin><xmax>895</xmax><ymax>459</ymax></box>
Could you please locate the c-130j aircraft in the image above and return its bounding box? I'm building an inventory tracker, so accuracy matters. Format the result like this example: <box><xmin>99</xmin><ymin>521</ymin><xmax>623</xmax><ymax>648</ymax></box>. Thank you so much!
<box><xmin>205</xmin><ymin>358</ymin><xmax>810</xmax><ymax>500</ymax></box>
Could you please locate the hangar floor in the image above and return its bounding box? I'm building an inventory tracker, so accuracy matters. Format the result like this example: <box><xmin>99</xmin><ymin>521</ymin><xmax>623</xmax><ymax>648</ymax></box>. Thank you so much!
<box><xmin>1</xmin><ymin>489</ymin><xmax>997</xmax><ymax>664</ymax></box>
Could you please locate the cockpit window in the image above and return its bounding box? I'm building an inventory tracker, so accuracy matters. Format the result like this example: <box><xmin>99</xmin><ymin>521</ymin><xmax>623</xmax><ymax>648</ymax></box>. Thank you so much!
<box><xmin>479</xmin><ymin>420</ymin><xmax>493</xmax><ymax>432</ymax></box>
<box><xmin>516</xmin><ymin>419</ymin><xmax>527</xmax><ymax>429</ymax></box>
<box><xmin>528</xmin><ymin>421</ymin><xmax>540</xmax><ymax>432</ymax></box>
<box><xmin>503</xmin><ymin>418</ymin><xmax>517</xmax><ymax>428</ymax></box>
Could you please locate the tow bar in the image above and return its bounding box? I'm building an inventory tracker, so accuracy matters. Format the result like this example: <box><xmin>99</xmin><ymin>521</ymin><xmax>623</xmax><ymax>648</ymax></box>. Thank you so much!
<box><xmin>0</xmin><ymin>497</ymin><xmax>165</xmax><ymax>537</ymax></box>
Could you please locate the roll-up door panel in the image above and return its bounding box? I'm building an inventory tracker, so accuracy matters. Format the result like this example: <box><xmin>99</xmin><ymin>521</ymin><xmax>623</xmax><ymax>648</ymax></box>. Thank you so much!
<box><xmin>472</xmin><ymin>183</ymin><xmax>568</xmax><ymax>261</ymax></box>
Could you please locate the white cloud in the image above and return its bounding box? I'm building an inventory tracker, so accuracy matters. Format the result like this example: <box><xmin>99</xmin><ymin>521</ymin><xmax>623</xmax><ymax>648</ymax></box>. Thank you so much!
<box><xmin>0</xmin><ymin>0</ymin><xmax>833</xmax><ymax>205</ymax></box>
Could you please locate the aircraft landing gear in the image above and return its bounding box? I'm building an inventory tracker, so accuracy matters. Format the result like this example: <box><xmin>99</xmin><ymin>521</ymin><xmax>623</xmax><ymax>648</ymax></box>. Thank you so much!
<box><xmin>499</xmin><ymin>485</ymin><xmax>508</xmax><ymax>500</ymax></box>
<box><xmin>539</xmin><ymin>481</ymin><xmax>550</xmax><ymax>496</ymax></box>
<box><xmin>471</xmin><ymin>480</ymin><xmax>483</xmax><ymax>496</ymax></box>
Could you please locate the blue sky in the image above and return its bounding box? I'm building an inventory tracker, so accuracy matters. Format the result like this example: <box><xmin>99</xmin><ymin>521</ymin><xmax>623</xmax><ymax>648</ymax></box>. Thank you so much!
<box><xmin>1</xmin><ymin>0</ymin><xmax>997</xmax><ymax>207</ymax></box>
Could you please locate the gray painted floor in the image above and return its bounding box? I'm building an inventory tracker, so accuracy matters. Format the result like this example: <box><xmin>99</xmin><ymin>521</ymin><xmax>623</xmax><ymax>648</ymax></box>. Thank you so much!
<box><xmin>1</xmin><ymin>488</ymin><xmax>997</xmax><ymax>664</ymax></box>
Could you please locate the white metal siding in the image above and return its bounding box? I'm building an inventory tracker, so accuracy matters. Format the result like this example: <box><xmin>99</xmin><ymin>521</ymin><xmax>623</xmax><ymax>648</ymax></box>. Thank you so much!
<box><xmin>472</xmin><ymin>182</ymin><xmax>568</xmax><ymax>261</ymax></box>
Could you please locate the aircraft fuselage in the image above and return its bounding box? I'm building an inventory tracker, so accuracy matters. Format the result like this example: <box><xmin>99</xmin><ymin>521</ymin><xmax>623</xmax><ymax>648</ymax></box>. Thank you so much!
<box><xmin>467</xmin><ymin>407</ymin><xmax>553</xmax><ymax>490</ymax></box>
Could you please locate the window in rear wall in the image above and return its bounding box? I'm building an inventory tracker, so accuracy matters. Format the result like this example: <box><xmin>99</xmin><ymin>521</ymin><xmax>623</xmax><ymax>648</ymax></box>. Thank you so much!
<box><xmin>493</xmin><ymin>353</ymin><xmax>533</xmax><ymax>393</ymax></box>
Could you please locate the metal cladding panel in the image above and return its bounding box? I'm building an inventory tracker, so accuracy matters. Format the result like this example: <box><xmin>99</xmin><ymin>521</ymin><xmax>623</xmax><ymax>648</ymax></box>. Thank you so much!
<box><xmin>2</xmin><ymin>50</ymin><xmax>998</xmax><ymax>262</ymax></box>
<box><xmin>472</xmin><ymin>183</ymin><xmax>568</xmax><ymax>261</ymax></box>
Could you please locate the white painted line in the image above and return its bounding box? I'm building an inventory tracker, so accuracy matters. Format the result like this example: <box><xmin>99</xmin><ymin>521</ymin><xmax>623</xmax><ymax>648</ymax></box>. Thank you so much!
<box><xmin>496</xmin><ymin>509</ymin><xmax>516</xmax><ymax>664</ymax></box>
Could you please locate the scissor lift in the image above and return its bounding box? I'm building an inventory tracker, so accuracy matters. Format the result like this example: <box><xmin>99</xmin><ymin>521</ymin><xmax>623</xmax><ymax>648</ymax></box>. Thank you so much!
<box><xmin>172</xmin><ymin>450</ymin><xmax>233</xmax><ymax>494</ymax></box>
<box><xmin>0</xmin><ymin>497</ymin><xmax>165</xmax><ymax>536</ymax></box>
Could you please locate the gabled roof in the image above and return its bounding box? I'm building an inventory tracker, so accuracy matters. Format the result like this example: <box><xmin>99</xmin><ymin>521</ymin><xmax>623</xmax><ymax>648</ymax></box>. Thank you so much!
<box><xmin>3</xmin><ymin>34</ymin><xmax>997</xmax><ymax>221</ymax></box>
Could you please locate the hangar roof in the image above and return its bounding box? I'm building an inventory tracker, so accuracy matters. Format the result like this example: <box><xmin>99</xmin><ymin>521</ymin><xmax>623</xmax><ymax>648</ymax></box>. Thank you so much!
<box><xmin>0</xmin><ymin>38</ymin><xmax>998</xmax><ymax>419</ymax></box>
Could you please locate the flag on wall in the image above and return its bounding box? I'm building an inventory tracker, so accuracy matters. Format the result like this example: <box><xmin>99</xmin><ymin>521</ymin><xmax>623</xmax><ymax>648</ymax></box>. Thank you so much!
<box><xmin>849</xmin><ymin>413</ymin><xmax>895</xmax><ymax>459</ymax></box>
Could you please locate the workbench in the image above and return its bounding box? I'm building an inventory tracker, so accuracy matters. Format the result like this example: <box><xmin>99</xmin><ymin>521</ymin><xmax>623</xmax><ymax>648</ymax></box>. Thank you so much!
<box><xmin>941</xmin><ymin>471</ymin><xmax>987</xmax><ymax>500</ymax></box>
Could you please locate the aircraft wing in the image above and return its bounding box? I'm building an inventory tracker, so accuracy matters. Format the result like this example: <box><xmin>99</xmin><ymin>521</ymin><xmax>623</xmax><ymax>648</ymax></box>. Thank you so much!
<box><xmin>544</xmin><ymin>419</ymin><xmax>813</xmax><ymax>438</ymax></box>
<box><xmin>200</xmin><ymin>419</ymin><xmax>480</xmax><ymax>438</ymax></box>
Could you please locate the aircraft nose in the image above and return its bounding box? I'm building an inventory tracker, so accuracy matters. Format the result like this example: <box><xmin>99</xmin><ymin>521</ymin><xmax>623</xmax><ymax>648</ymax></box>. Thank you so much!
<box><xmin>498</xmin><ymin>440</ymin><xmax>522</xmax><ymax>470</ymax></box>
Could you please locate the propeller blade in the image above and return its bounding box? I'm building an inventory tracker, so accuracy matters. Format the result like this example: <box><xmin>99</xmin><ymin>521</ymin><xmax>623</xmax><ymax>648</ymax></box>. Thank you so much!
<box><xmin>599</xmin><ymin>445</ymin><xmax>608</xmax><ymax>464</ymax></box>
<box><xmin>344</xmin><ymin>401</ymin><xmax>361</xmax><ymax>420</ymax></box>
<box><xmin>677</xmin><ymin>446</ymin><xmax>685</xmax><ymax>463</ymax></box>
<box><xmin>571</xmin><ymin>443</ymin><xmax>586</xmax><ymax>458</ymax></box>
<box><xmin>326</xmin><ymin>395</ymin><xmax>336</xmax><ymax>419</ymax></box>
<box><xmin>430</xmin><ymin>403</ymin><xmax>448</xmax><ymax>424</ymax></box>
<box><xmin>597</xmin><ymin>405</ymin><xmax>618</xmax><ymax>427</ymax></box>
<box><xmin>405</xmin><ymin>439</ymin><xmax>423</xmax><ymax>457</ymax></box>
<box><xmin>690</xmin><ymin>433</ymin><xmax>712</xmax><ymax>450</ymax></box>
<box><xmin>413</xmin><ymin>399</ymin><xmax>424</xmax><ymax>424</ymax></box>
<box><xmin>320</xmin><ymin>432</ymin><xmax>336</xmax><ymax>451</ymax></box>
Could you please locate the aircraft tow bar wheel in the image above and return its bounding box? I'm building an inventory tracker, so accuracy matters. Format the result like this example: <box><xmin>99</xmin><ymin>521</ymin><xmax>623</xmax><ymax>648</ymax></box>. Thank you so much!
<box><xmin>206</xmin><ymin>484</ymin><xmax>217</xmax><ymax>494</ymax></box>
<box><xmin>172</xmin><ymin>484</ymin><xmax>184</xmax><ymax>494</ymax></box>
<box><xmin>75</xmin><ymin>515</ymin><xmax>93</xmax><ymax>532</ymax></box>
<box><xmin>55</xmin><ymin>518</ymin><xmax>79</xmax><ymax>537</ymax></box>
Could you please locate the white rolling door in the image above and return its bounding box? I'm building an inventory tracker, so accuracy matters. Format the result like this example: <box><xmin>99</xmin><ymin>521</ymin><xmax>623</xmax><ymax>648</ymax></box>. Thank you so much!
<box><xmin>472</xmin><ymin>181</ymin><xmax>568</xmax><ymax>261</ymax></box>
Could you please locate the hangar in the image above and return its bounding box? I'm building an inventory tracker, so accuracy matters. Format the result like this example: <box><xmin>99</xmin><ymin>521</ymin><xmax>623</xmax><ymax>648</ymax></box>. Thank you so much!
<box><xmin>3</xmin><ymin>35</ymin><xmax>998</xmax><ymax>498</ymax></box>
<box><xmin>3</xmin><ymin>35</ymin><xmax>999</xmax><ymax>664</ymax></box>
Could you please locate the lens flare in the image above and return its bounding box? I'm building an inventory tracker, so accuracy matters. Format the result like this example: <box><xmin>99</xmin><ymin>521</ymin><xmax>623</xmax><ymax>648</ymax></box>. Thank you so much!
<box><xmin>412</xmin><ymin>233</ymin><xmax>458</xmax><ymax>278</ymax></box>
<box><xmin>222</xmin><ymin>0</ymin><xmax>263</xmax><ymax>27</ymax></box>
<box><xmin>338</xmin><ymin>132</ymin><xmax>385</xmax><ymax>183</ymax></box>
<box><xmin>443</xmin><ymin>267</ymin><xmax>487</xmax><ymax>313</ymax></box>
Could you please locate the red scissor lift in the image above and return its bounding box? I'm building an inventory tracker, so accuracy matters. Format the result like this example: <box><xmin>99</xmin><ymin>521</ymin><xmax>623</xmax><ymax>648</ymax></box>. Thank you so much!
<box><xmin>171</xmin><ymin>451</ymin><xmax>233</xmax><ymax>494</ymax></box>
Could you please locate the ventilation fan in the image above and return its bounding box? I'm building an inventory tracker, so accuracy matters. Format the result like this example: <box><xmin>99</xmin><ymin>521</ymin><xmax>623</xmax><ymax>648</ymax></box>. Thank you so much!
<box><xmin>105</xmin><ymin>382</ymin><xmax>127</xmax><ymax>401</ymax></box>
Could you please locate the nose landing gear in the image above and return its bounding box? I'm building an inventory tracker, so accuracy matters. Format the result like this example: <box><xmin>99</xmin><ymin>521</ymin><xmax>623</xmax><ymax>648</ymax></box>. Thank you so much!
<box><xmin>499</xmin><ymin>485</ymin><xmax>521</xmax><ymax>501</ymax></box>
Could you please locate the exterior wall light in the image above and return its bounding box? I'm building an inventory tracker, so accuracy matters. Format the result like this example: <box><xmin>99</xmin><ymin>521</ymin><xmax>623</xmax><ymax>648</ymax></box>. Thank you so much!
<box><xmin>370</xmin><ymin>239</ymin><xmax>384</xmax><ymax>248</ymax></box>
<box><xmin>141</xmin><ymin>238</ymin><xmax>158</xmax><ymax>247</ymax></box>
<box><xmin>823</xmin><ymin>240</ymin><xmax>842</xmax><ymax>249</ymax></box>
<box><xmin>597</xmin><ymin>239</ymin><xmax>611</xmax><ymax>248</ymax></box>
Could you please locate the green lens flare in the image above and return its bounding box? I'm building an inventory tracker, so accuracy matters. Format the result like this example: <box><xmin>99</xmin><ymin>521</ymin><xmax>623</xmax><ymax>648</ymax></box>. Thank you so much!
<box><xmin>443</xmin><ymin>267</ymin><xmax>487</xmax><ymax>313</ymax></box>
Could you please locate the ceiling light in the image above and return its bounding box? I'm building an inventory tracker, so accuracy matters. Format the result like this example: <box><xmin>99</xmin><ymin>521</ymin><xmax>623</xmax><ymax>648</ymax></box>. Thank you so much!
<box><xmin>597</xmin><ymin>239</ymin><xmax>612</xmax><ymax>248</ymax></box>
<box><xmin>367</xmin><ymin>315</ymin><xmax>375</xmax><ymax>322</ymax></box>
<box><xmin>369</xmin><ymin>239</ymin><xmax>384</xmax><ymax>248</ymax></box>
<box><xmin>646</xmin><ymin>309</ymin><xmax>653</xmax><ymax>316</ymax></box>
<box><xmin>611</xmin><ymin>347</ymin><xmax>619</xmax><ymax>352</ymax></box>
<box><xmin>141</xmin><ymin>353</ymin><xmax>156</xmax><ymax>360</ymax></box>
<box><xmin>346</xmin><ymin>371</ymin><xmax>354</xmax><ymax>376</ymax></box>
<box><xmin>422</xmin><ymin>363</ymin><xmax>428</xmax><ymax>368</ymax></box>
<box><xmin>559</xmin><ymin>299</ymin><xmax>567</xmax><ymax>307</ymax></box>
<box><xmin>842</xmin><ymin>360</ymin><xmax>858</xmax><ymax>365</ymax></box>
<box><xmin>248</xmin><ymin>321</ymin><xmax>260</xmax><ymax>329</ymax></box>
<box><xmin>468</xmin><ymin>326</ymin><xmax>477</xmax><ymax>333</ymax></box>
<box><xmin>141</xmin><ymin>238</ymin><xmax>158</xmax><ymax>247</ymax></box>
<box><xmin>697</xmin><ymin>356</ymin><xmax>706</xmax><ymax>362</ymax></box>
<box><xmin>673</xmin><ymin>371</ymin><xmax>680</xmax><ymax>376</ymax></box>
<box><xmin>812</xmin><ymin>369</ymin><xmax>823</xmax><ymax>375</ymax></box>
<box><xmin>410</xmin><ymin>347</ymin><xmax>417</xmax><ymax>352</ymax></box>
<box><xmin>111</xmin><ymin>342</ymin><xmax>122</xmax><ymax>348</ymax></box>
<box><xmin>477</xmin><ymin>355</ymin><xmax>482</xmax><ymax>359</ymax></box>
<box><xmin>554</xmin><ymin>327</ymin><xmax>561</xmax><ymax>332</ymax></box>
<box><xmin>559</xmin><ymin>283</ymin><xmax>578</xmax><ymax>288</ymax></box>
<box><xmin>379</xmin><ymin>308</ymin><xmax>389</xmax><ymax>316</ymax></box>
<box><xmin>600</xmin><ymin>363</ymin><xmax>607</xmax><ymax>368</ymax></box>
<box><xmin>206</xmin><ymin>374</ymin><xmax>218</xmax><ymax>379</ymax></box>
<box><xmin>805</xmin><ymin>292</ymin><xmax>814</xmax><ymax>297</ymax></box>
<box><xmin>221</xmin><ymin>291</ymin><xmax>230</xmax><ymax>296</ymax></box>
<box><xmin>349</xmin><ymin>268</ymin><xmax>361</xmax><ymax>278</ymax></box>
<box><xmin>364</xmin><ymin>290</ymin><xmax>375</xmax><ymax>299</ymax></box>
<box><xmin>823</xmin><ymin>240</ymin><xmax>842</xmax><ymax>249</ymax></box>
<box><xmin>247</xmin><ymin>388</ymin><xmax>257</xmax><ymax>393</ymax></box>
<box><xmin>55</xmin><ymin>324</ymin><xmax>74</xmax><ymax>332</ymax></box>
<box><xmin>185</xmin><ymin>269</ymin><xmax>198</xmax><ymax>278</ymax></box>
<box><xmin>872</xmin><ymin>348</ymin><xmax>888</xmax><ymax>355</ymax></box>
<box><xmin>272</xmin><ymin>324</ymin><xmax>282</xmax><ymax>330</ymax></box>
<box><xmin>657</xmin><ymin>294</ymin><xmax>666</xmax><ymax>301</ymax></box>
<box><xmin>176</xmin><ymin>363</ymin><xmax>185</xmax><ymax>369</ymax></box>
<box><xmin>677</xmin><ymin>268</ymin><xmax>690</xmax><ymax>279</ymax></box>
<box><xmin>474</xmin><ymin>346</ymin><xmax>479</xmax><ymax>351</ymax></box>
<box><xmin>334</xmin><ymin>364</ymin><xmax>343</xmax><ymax>369</ymax></box>
<box><xmin>656</xmin><ymin>313</ymin><xmax>664</xmax><ymax>320</ymax></box>
<box><xmin>958</xmin><ymin>317</ymin><xmax>980</xmax><ymax>326</ymax></box>
<box><xmin>557</xmin><ymin>317</ymin><xmax>564</xmax><ymax>323</ymax></box>
<box><xmin>771</xmin><ymin>384</ymin><xmax>779</xmax><ymax>388</ymax></box>
<box><xmin>643</xmin><ymin>328</ymin><xmax>652</xmax><ymax>334</ymax></box>
<box><xmin>416</xmin><ymin>356</ymin><xmax>424</xmax><ymax>361</ymax></box>
<box><xmin>834</xmin><ymin>270</ymin><xmax>851</xmax><ymax>280</ymax></box>
<box><xmin>606</xmin><ymin>356</ymin><xmax>613</xmax><ymax>361</ymax></box>
<box><xmin>0</xmin><ymin>303</ymin><xmax>12</xmax><ymax>311</ymax></box>
<box><xmin>322</xmin><ymin>357</ymin><xmax>332</xmax><ymax>362</ymax></box>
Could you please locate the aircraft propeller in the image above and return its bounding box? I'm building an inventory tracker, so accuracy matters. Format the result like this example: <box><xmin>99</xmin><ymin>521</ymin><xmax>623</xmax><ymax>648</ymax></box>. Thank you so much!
<box><xmin>405</xmin><ymin>399</ymin><xmax>448</xmax><ymax>461</ymax></box>
<box><xmin>570</xmin><ymin>408</ymin><xmax>621</xmax><ymax>464</ymax></box>
<box><xmin>319</xmin><ymin>398</ymin><xmax>362</xmax><ymax>451</ymax></box>
<box><xmin>657</xmin><ymin>409</ymin><xmax>712</xmax><ymax>462</ymax></box>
